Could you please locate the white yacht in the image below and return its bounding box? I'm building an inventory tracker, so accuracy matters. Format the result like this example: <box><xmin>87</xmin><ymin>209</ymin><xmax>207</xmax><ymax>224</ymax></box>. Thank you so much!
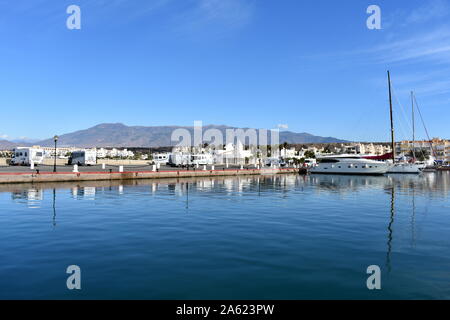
<box><xmin>310</xmin><ymin>156</ymin><xmax>391</xmax><ymax>175</ymax></box>
<box><xmin>387</xmin><ymin>162</ymin><xmax>422</xmax><ymax>174</ymax></box>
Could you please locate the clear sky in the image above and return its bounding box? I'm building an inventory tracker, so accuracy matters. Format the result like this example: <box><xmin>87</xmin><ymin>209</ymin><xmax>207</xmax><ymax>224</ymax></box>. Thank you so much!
<box><xmin>1</xmin><ymin>0</ymin><xmax>450</xmax><ymax>142</ymax></box>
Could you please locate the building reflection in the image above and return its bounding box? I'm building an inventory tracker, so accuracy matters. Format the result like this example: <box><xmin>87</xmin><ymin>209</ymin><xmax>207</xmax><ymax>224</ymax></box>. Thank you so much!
<box><xmin>71</xmin><ymin>186</ymin><xmax>97</xmax><ymax>200</ymax></box>
<box><xmin>4</xmin><ymin>173</ymin><xmax>449</xmax><ymax>201</ymax></box>
<box><xmin>11</xmin><ymin>189</ymin><xmax>44</xmax><ymax>208</ymax></box>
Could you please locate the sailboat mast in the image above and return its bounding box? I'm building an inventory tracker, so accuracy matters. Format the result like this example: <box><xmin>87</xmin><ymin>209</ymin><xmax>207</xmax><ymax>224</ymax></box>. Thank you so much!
<box><xmin>411</xmin><ymin>91</ymin><xmax>416</xmax><ymax>161</ymax></box>
<box><xmin>388</xmin><ymin>71</ymin><xmax>395</xmax><ymax>162</ymax></box>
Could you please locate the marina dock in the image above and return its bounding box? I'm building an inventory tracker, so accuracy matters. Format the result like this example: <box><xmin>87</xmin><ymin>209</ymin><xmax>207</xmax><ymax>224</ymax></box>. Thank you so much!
<box><xmin>0</xmin><ymin>166</ymin><xmax>301</xmax><ymax>184</ymax></box>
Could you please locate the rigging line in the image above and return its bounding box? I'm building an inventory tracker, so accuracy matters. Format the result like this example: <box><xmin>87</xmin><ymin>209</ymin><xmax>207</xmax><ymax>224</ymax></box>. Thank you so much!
<box><xmin>391</xmin><ymin>86</ymin><xmax>413</xmax><ymax>145</ymax></box>
<box><xmin>392</xmin><ymin>87</ymin><xmax>426</xmax><ymax>160</ymax></box>
<box><xmin>413</xmin><ymin>95</ymin><xmax>437</xmax><ymax>159</ymax></box>
<box><xmin>391</xmin><ymin>84</ymin><xmax>414</xmax><ymax>138</ymax></box>
<box><xmin>391</xmin><ymin>86</ymin><xmax>427</xmax><ymax>160</ymax></box>
<box><xmin>410</xmin><ymin>92</ymin><xmax>426</xmax><ymax>160</ymax></box>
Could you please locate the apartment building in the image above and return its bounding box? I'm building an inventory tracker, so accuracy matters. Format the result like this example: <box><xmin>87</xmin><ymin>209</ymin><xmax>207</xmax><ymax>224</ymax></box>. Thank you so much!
<box><xmin>396</xmin><ymin>138</ymin><xmax>450</xmax><ymax>162</ymax></box>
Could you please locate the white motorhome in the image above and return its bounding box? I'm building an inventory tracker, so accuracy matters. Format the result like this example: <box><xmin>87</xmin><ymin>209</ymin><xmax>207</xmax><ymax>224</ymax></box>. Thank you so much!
<box><xmin>11</xmin><ymin>147</ymin><xmax>44</xmax><ymax>166</ymax></box>
<box><xmin>191</xmin><ymin>154</ymin><xmax>214</xmax><ymax>166</ymax></box>
<box><xmin>264</xmin><ymin>157</ymin><xmax>286</xmax><ymax>167</ymax></box>
<box><xmin>169</xmin><ymin>153</ymin><xmax>192</xmax><ymax>167</ymax></box>
<box><xmin>69</xmin><ymin>150</ymin><xmax>97</xmax><ymax>166</ymax></box>
<box><xmin>153</xmin><ymin>153</ymin><xmax>170</xmax><ymax>165</ymax></box>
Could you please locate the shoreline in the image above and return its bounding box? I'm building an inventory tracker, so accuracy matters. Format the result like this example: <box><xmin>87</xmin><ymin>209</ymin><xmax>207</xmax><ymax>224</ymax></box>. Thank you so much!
<box><xmin>0</xmin><ymin>167</ymin><xmax>300</xmax><ymax>185</ymax></box>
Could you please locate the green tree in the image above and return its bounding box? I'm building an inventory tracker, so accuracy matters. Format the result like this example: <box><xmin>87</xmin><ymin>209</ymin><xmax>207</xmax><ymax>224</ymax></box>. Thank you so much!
<box><xmin>304</xmin><ymin>150</ymin><xmax>315</xmax><ymax>159</ymax></box>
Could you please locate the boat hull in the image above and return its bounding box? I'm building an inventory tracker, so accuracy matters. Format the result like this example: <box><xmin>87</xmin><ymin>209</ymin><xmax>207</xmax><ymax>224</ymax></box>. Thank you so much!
<box><xmin>387</xmin><ymin>163</ymin><xmax>422</xmax><ymax>174</ymax></box>
<box><xmin>310</xmin><ymin>160</ymin><xmax>390</xmax><ymax>176</ymax></box>
<box><xmin>310</xmin><ymin>171</ymin><xmax>386</xmax><ymax>176</ymax></box>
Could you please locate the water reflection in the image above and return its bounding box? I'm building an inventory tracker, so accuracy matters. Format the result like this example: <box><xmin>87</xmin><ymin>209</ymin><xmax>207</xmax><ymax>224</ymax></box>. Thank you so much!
<box><xmin>3</xmin><ymin>173</ymin><xmax>449</xmax><ymax>242</ymax></box>
<box><xmin>52</xmin><ymin>188</ymin><xmax>56</xmax><ymax>227</ymax></box>
<box><xmin>386</xmin><ymin>186</ymin><xmax>395</xmax><ymax>273</ymax></box>
<box><xmin>10</xmin><ymin>189</ymin><xmax>44</xmax><ymax>208</ymax></box>
<box><xmin>1</xmin><ymin>172</ymin><xmax>450</xmax><ymax>299</ymax></box>
<box><xmin>411</xmin><ymin>188</ymin><xmax>416</xmax><ymax>248</ymax></box>
<box><xmin>186</xmin><ymin>182</ymin><xmax>189</xmax><ymax>209</ymax></box>
<box><xmin>71</xmin><ymin>186</ymin><xmax>96</xmax><ymax>200</ymax></box>
<box><xmin>3</xmin><ymin>172</ymin><xmax>449</xmax><ymax>203</ymax></box>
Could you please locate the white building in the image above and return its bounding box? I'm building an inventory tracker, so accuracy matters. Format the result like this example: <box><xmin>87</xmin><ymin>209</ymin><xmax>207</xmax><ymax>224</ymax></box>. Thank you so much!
<box><xmin>280</xmin><ymin>147</ymin><xmax>296</xmax><ymax>158</ymax></box>
<box><xmin>215</xmin><ymin>141</ymin><xmax>254</xmax><ymax>165</ymax></box>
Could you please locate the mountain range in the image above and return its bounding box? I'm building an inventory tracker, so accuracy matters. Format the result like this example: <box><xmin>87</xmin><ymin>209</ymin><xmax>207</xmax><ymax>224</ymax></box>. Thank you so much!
<box><xmin>0</xmin><ymin>140</ymin><xmax>18</xmax><ymax>150</ymax></box>
<box><xmin>0</xmin><ymin>123</ymin><xmax>348</xmax><ymax>149</ymax></box>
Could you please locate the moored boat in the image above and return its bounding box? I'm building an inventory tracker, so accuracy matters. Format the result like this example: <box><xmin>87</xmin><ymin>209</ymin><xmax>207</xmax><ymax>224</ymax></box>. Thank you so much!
<box><xmin>310</xmin><ymin>156</ymin><xmax>391</xmax><ymax>175</ymax></box>
<box><xmin>387</xmin><ymin>162</ymin><xmax>422</xmax><ymax>174</ymax></box>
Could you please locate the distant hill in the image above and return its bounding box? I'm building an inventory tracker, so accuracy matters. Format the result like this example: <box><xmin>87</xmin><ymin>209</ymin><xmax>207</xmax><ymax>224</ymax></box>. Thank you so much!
<box><xmin>34</xmin><ymin>123</ymin><xmax>348</xmax><ymax>148</ymax></box>
<box><xmin>0</xmin><ymin>140</ymin><xmax>20</xmax><ymax>150</ymax></box>
<box><xmin>278</xmin><ymin>131</ymin><xmax>348</xmax><ymax>144</ymax></box>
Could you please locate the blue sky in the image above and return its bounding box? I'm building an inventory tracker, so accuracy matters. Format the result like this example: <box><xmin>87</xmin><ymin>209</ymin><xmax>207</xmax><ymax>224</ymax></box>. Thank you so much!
<box><xmin>1</xmin><ymin>0</ymin><xmax>450</xmax><ymax>142</ymax></box>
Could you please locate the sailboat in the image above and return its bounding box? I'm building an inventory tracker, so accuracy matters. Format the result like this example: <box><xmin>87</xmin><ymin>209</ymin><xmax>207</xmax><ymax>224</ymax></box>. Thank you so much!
<box><xmin>386</xmin><ymin>71</ymin><xmax>422</xmax><ymax>174</ymax></box>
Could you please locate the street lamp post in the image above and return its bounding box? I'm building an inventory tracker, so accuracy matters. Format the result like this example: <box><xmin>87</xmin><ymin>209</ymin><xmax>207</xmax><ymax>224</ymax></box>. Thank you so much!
<box><xmin>53</xmin><ymin>135</ymin><xmax>59</xmax><ymax>173</ymax></box>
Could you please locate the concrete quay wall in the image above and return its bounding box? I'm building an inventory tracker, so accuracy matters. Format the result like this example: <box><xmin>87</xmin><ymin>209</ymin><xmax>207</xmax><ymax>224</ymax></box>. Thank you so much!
<box><xmin>0</xmin><ymin>168</ymin><xmax>299</xmax><ymax>184</ymax></box>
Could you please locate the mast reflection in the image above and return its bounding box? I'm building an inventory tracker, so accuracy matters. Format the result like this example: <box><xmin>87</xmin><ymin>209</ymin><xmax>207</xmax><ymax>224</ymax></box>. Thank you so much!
<box><xmin>52</xmin><ymin>188</ymin><xmax>56</xmax><ymax>227</ymax></box>
<box><xmin>386</xmin><ymin>186</ymin><xmax>395</xmax><ymax>273</ymax></box>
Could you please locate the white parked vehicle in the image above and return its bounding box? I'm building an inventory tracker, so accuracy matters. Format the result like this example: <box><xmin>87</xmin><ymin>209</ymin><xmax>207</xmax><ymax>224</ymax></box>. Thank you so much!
<box><xmin>11</xmin><ymin>147</ymin><xmax>44</xmax><ymax>166</ymax></box>
<box><xmin>69</xmin><ymin>150</ymin><xmax>97</xmax><ymax>166</ymax></box>
<box><xmin>264</xmin><ymin>157</ymin><xmax>281</xmax><ymax>167</ymax></box>
<box><xmin>191</xmin><ymin>154</ymin><xmax>214</xmax><ymax>166</ymax></box>
<box><xmin>169</xmin><ymin>153</ymin><xmax>192</xmax><ymax>167</ymax></box>
<box><xmin>153</xmin><ymin>153</ymin><xmax>170</xmax><ymax>165</ymax></box>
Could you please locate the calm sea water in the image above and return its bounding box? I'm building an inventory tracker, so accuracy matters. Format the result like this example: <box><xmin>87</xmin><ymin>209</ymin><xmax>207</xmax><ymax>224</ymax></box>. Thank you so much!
<box><xmin>1</xmin><ymin>172</ymin><xmax>450</xmax><ymax>299</ymax></box>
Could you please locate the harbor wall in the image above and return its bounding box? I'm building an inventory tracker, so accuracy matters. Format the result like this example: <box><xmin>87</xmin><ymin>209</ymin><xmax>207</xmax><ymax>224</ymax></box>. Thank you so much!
<box><xmin>41</xmin><ymin>159</ymin><xmax>151</xmax><ymax>166</ymax></box>
<box><xmin>0</xmin><ymin>168</ymin><xmax>299</xmax><ymax>184</ymax></box>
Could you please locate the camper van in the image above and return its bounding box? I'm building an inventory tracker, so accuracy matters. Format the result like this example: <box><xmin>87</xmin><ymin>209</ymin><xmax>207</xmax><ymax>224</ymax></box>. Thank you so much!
<box><xmin>264</xmin><ymin>157</ymin><xmax>285</xmax><ymax>167</ymax></box>
<box><xmin>69</xmin><ymin>150</ymin><xmax>97</xmax><ymax>166</ymax></box>
<box><xmin>169</xmin><ymin>153</ymin><xmax>192</xmax><ymax>167</ymax></box>
<box><xmin>11</xmin><ymin>147</ymin><xmax>44</xmax><ymax>166</ymax></box>
<box><xmin>153</xmin><ymin>153</ymin><xmax>170</xmax><ymax>165</ymax></box>
<box><xmin>191</xmin><ymin>154</ymin><xmax>214</xmax><ymax>166</ymax></box>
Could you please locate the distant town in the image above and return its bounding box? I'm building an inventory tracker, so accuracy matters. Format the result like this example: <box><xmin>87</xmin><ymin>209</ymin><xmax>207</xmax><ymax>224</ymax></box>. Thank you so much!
<box><xmin>1</xmin><ymin>138</ymin><xmax>449</xmax><ymax>167</ymax></box>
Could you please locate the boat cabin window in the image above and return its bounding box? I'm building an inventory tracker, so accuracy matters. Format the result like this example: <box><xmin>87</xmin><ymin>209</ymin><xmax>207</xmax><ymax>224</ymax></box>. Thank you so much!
<box><xmin>319</xmin><ymin>159</ymin><xmax>339</xmax><ymax>163</ymax></box>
